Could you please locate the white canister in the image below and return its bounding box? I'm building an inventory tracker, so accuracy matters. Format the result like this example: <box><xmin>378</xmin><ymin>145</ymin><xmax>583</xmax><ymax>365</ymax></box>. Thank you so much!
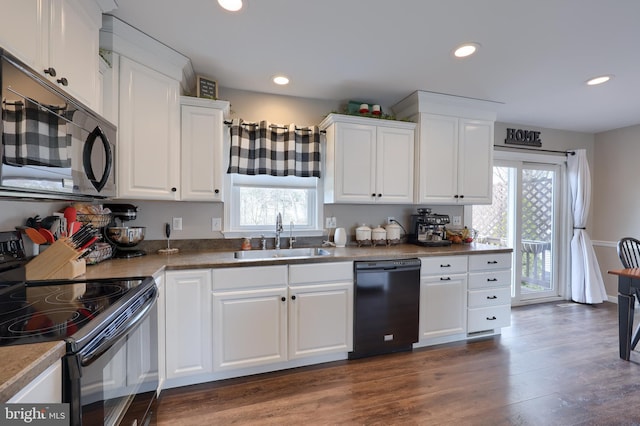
<box><xmin>372</xmin><ymin>225</ymin><xmax>387</xmax><ymax>246</ymax></box>
<box><xmin>355</xmin><ymin>224</ymin><xmax>371</xmax><ymax>246</ymax></box>
<box><xmin>334</xmin><ymin>227</ymin><xmax>347</xmax><ymax>247</ymax></box>
<box><xmin>385</xmin><ymin>222</ymin><xmax>402</xmax><ymax>243</ymax></box>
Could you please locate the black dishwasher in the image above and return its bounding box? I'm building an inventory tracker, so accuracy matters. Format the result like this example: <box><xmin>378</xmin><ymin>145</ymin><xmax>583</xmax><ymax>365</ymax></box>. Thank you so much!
<box><xmin>350</xmin><ymin>258</ymin><xmax>421</xmax><ymax>359</ymax></box>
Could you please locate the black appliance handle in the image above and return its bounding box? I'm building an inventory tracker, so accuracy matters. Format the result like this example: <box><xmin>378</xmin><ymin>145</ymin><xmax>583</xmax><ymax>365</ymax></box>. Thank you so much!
<box><xmin>82</xmin><ymin>125</ymin><xmax>113</xmax><ymax>192</ymax></box>
<box><xmin>78</xmin><ymin>287</ymin><xmax>157</xmax><ymax>367</ymax></box>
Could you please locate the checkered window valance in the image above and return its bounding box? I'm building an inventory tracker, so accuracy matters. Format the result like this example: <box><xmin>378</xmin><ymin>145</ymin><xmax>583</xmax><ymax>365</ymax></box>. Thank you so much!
<box><xmin>227</xmin><ymin>119</ymin><xmax>321</xmax><ymax>178</ymax></box>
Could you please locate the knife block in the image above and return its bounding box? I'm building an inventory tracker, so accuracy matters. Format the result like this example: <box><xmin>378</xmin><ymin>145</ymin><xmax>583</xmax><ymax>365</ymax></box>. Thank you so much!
<box><xmin>25</xmin><ymin>238</ymin><xmax>85</xmax><ymax>280</ymax></box>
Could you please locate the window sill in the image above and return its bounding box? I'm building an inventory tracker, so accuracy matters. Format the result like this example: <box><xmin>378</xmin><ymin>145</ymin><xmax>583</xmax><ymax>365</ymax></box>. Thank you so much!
<box><xmin>222</xmin><ymin>230</ymin><xmax>326</xmax><ymax>239</ymax></box>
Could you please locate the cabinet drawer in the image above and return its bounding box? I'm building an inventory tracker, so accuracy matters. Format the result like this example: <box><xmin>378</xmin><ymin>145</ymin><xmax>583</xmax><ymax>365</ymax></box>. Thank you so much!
<box><xmin>212</xmin><ymin>265</ymin><xmax>288</xmax><ymax>290</ymax></box>
<box><xmin>469</xmin><ymin>253</ymin><xmax>512</xmax><ymax>272</ymax></box>
<box><xmin>468</xmin><ymin>270</ymin><xmax>511</xmax><ymax>289</ymax></box>
<box><xmin>468</xmin><ymin>287</ymin><xmax>511</xmax><ymax>308</ymax></box>
<box><xmin>467</xmin><ymin>305</ymin><xmax>511</xmax><ymax>333</ymax></box>
<box><xmin>420</xmin><ymin>256</ymin><xmax>467</xmax><ymax>276</ymax></box>
<box><xmin>289</xmin><ymin>262</ymin><xmax>352</xmax><ymax>285</ymax></box>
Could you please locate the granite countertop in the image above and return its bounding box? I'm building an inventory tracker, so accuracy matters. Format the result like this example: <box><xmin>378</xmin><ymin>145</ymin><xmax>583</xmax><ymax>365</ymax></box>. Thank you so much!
<box><xmin>2</xmin><ymin>242</ymin><xmax>511</xmax><ymax>401</ymax></box>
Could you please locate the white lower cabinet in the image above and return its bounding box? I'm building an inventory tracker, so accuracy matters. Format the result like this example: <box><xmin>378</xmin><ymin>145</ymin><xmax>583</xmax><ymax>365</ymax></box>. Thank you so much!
<box><xmin>8</xmin><ymin>362</ymin><xmax>61</xmax><ymax>403</ymax></box>
<box><xmin>212</xmin><ymin>266</ymin><xmax>288</xmax><ymax>371</ymax></box>
<box><xmin>288</xmin><ymin>263</ymin><xmax>353</xmax><ymax>359</ymax></box>
<box><xmin>467</xmin><ymin>253</ymin><xmax>512</xmax><ymax>334</ymax></box>
<box><xmin>165</xmin><ymin>269</ymin><xmax>213</xmax><ymax>379</ymax></box>
<box><xmin>212</xmin><ymin>262</ymin><xmax>353</xmax><ymax>372</ymax></box>
<box><xmin>418</xmin><ymin>256</ymin><xmax>468</xmax><ymax>343</ymax></box>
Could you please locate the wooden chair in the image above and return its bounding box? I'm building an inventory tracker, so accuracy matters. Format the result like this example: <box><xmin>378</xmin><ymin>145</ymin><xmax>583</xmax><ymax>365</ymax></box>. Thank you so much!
<box><xmin>617</xmin><ymin>237</ymin><xmax>640</xmax><ymax>350</ymax></box>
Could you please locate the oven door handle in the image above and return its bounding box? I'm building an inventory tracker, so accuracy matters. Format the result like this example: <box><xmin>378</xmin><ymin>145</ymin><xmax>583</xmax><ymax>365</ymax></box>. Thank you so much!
<box><xmin>79</xmin><ymin>290</ymin><xmax>157</xmax><ymax>367</ymax></box>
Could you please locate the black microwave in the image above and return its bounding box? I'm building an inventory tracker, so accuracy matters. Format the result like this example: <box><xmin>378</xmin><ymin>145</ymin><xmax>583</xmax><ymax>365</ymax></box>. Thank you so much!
<box><xmin>0</xmin><ymin>50</ymin><xmax>116</xmax><ymax>200</ymax></box>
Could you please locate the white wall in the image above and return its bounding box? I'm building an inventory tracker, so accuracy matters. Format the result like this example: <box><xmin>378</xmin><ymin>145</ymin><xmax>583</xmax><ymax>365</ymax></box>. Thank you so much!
<box><xmin>592</xmin><ymin>124</ymin><xmax>640</xmax><ymax>297</ymax></box>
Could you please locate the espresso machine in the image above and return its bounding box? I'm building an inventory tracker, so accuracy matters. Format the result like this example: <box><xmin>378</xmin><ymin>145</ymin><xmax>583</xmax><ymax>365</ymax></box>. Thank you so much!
<box><xmin>409</xmin><ymin>208</ymin><xmax>452</xmax><ymax>247</ymax></box>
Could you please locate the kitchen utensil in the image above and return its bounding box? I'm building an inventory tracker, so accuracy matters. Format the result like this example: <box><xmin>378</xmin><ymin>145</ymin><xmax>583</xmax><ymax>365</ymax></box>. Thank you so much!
<box><xmin>64</xmin><ymin>206</ymin><xmax>77</xmax><ymax>233</ymax></box>
<box><xmin>25</xmin><ymin>227</ymin><xmax>47</xmax><ymax>245</ymax></box>
<box><xmin>334</xmin><ymin>228</ymin><xmax>347</xmax><ymax>248</ymax></box>
<box><xmin>38</xmin><ymin>228</ymin><xmax>55</xmax><ymax>244</ymax></box>
<box><xmin>69</xmin><ymin>221</ymin><xmax>82</xmax><ymax>236</ymax></box>
<box><xmin>158</xmin><ymin>222</ymin><xmax>179</xmax><ymax>254</ymax></box>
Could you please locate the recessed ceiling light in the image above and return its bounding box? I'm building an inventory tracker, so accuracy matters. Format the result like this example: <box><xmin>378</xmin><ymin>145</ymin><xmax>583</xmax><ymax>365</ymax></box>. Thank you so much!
<box><xmin>453</xmin><ymin>42</ymin><xmax>480</xmax><ymax>58</ymax></box>
<box><xmin>273</xmin><ymin>75</ymin><xmax>289</xmax><ymax>85</ymax></box>
<box><xmin>586</xmin><ymin>75</ymin><xmax>613</xmax><ymax>86</ymax></box>
<box><xmin>218</xmin><ymin>0</ymin><xmax>243</xmax><ymax>12</ymax></box>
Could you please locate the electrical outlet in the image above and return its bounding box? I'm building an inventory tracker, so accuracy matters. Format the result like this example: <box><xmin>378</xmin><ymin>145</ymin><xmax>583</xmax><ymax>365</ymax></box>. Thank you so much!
<box><xmin>211</xmin><ymin>217</ymin><xmax>222</xmax><ymax>231</ymax></box>
<box><xmin>452</xmin><ymin>216</ymin><xmax>462</xmax><ymax>226</ymax></box>
<box><xmin>387</xmin><ymin>216</ymin><xmax>395</xmax><ymax>224</ymax></box>
<box><xmin>172</xmin><ymin>217</ymin><xmax>183</xmax><ymax>231</ymax></box>
<box><xmin>325</xmin><ymin>216</ymin><xmax>337</xmax><ymax>228</ymax></box>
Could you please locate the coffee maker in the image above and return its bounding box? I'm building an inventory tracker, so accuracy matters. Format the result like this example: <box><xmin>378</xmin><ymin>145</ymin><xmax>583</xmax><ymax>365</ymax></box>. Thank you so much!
<box><xmin>409</xmin><ymin>208</ymin><xmax>452</xmax><ymax>247</ymax></box>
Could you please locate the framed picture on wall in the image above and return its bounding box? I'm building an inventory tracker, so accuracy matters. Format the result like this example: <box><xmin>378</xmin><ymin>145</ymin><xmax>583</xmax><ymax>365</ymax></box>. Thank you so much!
<box><xmin>196</xmin><ymin>75</ymin><xmax>218</xmax><ymax>99</ymax></box>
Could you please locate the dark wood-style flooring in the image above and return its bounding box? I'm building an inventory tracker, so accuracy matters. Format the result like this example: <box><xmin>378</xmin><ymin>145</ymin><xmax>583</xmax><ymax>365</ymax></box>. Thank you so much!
<box><xmin>157</xmin><ymin>301</ymin><xmax>640</xmax><ymax>425</ymax></box>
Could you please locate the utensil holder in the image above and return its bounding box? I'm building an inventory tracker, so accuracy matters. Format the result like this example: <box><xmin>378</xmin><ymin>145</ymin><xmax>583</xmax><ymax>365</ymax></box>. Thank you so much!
<box><xmin>25</xmin><ymin>238</ymin><xmax>84</xmax><ymax>280</ymax></box>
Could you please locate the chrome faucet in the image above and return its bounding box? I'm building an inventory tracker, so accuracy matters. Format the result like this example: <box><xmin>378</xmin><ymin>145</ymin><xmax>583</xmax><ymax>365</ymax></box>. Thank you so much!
<box><xmin>289</xmin><ymin>221</ymin><xmax>296</xmax><ymax>249</ymax></box>
<box><xmin>275</xmin><ymin>213</ymin><xmax>283</xmax><ymax>249</ymax></box>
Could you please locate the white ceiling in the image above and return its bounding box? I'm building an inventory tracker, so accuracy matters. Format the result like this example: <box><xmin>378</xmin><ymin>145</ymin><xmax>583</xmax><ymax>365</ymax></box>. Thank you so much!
<box><xmin>109</xmin><ymin>0</ymin><xmax>640</xmax><ymax>134</ymax></box>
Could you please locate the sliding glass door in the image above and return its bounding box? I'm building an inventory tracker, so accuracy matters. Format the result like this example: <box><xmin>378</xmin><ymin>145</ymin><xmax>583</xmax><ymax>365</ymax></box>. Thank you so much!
<box><xmin>472</xmin><ymin>159</ymin><xmax>562</xmax><ymax>303</ymax></box>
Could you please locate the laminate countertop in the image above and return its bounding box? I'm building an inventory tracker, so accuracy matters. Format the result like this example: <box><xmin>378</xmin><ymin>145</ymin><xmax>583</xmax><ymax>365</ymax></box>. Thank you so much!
<box><xmin>1</xmin><ymin>243</ymin><xmax>511</xmax><ymax>401</ymax></box>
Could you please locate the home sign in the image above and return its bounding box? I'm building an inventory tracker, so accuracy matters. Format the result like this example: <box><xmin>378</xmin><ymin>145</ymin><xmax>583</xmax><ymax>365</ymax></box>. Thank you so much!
<box><xmin>505</xmin><ymin>128</ymin><xmax>542</xmax><ymax>147</ymax></box>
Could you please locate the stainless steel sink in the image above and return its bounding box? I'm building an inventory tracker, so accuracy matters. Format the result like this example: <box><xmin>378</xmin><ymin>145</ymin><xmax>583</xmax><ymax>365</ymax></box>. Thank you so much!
<box><xmin>233</xmin><ymin>247</ymin><xmax>332</xmax><ymax>260</ymax></box>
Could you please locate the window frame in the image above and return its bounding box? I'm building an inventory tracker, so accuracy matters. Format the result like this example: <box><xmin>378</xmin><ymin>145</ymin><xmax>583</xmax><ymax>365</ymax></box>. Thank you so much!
<box><xmin>223</xmin><ymin>173</ymin><xmax>324</xmax><ymax>238</ymax></box>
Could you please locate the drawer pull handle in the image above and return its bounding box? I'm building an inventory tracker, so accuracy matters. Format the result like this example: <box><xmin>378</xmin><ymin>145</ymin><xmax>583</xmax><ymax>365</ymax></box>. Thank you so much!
<box><xmin>440</xmin><ymin>277</ymin><xmax>451</xmax><ymax>281</ymax></box>
<box><xmin>486</xmin><ymin>316</ymin><xmax>497</xmax><ymax>320</ymax></box>
<box><xmin>487</xmin><ymin>261</ymin><xmax>498</xmax><ymax>264</ymax></box>
<box><xmin>487</xmin><ymin>278</ymin><xmax>498</xmax><ymax>282</ymax></box>
<box><xmin>440</xmin><ymin>264</ymin><xmax>451</xmax><ymax>268</ymax></box>
<box><xmin>486</xmin><ymin>295</ymin><xmax>498</xmax><ymax>299</ymax></box>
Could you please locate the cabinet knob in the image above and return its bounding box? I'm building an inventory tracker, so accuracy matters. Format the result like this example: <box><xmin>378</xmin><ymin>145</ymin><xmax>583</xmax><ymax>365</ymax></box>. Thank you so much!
<box><xmin>56</xmin><ymin>77</ymin><xmax>68</xmax><ymax>86</ymax></box>
<box><xmin>371</xmin><ymin>193</ymin><xmax>376</xmax><ymax>197</ymax></box>
<box><xmin>44</xmin><ymin>67</ymin><xmax>56</xmax><ymax>77</ymax></box>
<box><xmin>171</xmin><ymin>187</ymin><xmax>177</xmax><ymax>192</ymax></box>
<box><xmin>377</xmin><ymin>193</ymin><xmax>382</xmax><ymax>197</ymax></box>
<box><xmin>291</xmin><ymin>295</ymin><xmax>296</xmax><ymax>300</ymax></box>
<box><xmin>459</xmin><ymin>195</ymin><xmax>464</xmax><ymax>199</ymax></box>
<box><xmin>281</xmin><ymin>296</ymin><xmax>286</xmax><ymax>302</ymax></box>
<box><xmin>214</xmin><ymin>189</ymin><xmax>220</xmax><ymax>194</ymax></box>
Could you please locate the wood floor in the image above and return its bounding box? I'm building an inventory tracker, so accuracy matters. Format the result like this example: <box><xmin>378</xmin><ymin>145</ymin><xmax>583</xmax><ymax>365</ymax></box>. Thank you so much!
<box><xmin>156</xmin><ymin>301</ymin><xmax>640</xmax><ymax>425</ymax></box>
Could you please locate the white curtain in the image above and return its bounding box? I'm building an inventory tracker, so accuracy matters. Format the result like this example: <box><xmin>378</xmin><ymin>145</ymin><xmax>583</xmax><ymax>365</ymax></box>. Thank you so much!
<box><xmin>567</xmin><ymin>149</ymin><xmax>607</xmax><ymax>303</ymax></box>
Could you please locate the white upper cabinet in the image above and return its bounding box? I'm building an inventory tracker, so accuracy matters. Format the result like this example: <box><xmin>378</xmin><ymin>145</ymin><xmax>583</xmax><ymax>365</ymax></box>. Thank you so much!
<box><xmin>0</xmin><ymin>0</ymin><xmax>106</xmax><ymax>110</ymax></box>
<box><xmin>100</xmin><ymin>15</ymin><xmax>195</xmax><ymax>200</ymax></box>
<box><xmin>180</xmin><ymin>97</ymin><xmax>230</xmax><ymax>202</ymax></box>
<box><xmin>320</xmin><ymin>114</ymin><xmax>415</xmax><ymax>204</ymax></box>
<box><xmin>117</xmin><ymin>56</ymin><xmax>181</xmax><ymax>199</ymax></box>
<box><xmin>392</xmin><ymin>91</ymin><xmax>496</xmax><ymax>205</ymax></box>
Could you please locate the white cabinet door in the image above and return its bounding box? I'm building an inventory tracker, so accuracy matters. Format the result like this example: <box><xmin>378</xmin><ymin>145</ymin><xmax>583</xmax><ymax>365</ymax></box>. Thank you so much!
<box><xmin>288</xmin><ymin>282</ymin><xmax>353</xmax><ymax>359</ymax></box>
<box><xmin>47</xmin><ymin>0</ymin><xmax>101</xmax><ymax>109</ymax></box>
<box><xmin>0</xmin><ymin>0</ymin><xmax>44</xmax><ymax>69</ymax></box>
<box><xmin>155</xmin><ymin>273</ymin><xmax>166</xmax><ymax>392</ymax></box>
<box><xmin>417</xmin><ymin>114</ymin><xmax>459</xmax><ymax>204</ymax></box>
<box><xmin>416</xmin><ymin>113</ymin><xmax>493</xmax><ymax>205</ymax></box>
<box><xmin>212</xmin><ymin>287</ymin><xmax>288</xmax><ymax>371</ymax></box>
<box><xmin>457</xmin><ymin>119</ymin><xmax>493</xmax><ymax>204</ymax></box>
<box><xmin>419</xmin><ymin>274</ymin><xmax>467</xmax><ymax>340</ymax></box>
<box><xmin>334</xmin><ymin>122</ymin><xmax>377</xmax><ymax>203</ymax></box>
<box><xmin>180</xmin><ymin>98</ymin><xmax>229</xmax><ymax>201</ymax></box>
<box><xmin>8</xmin><ymin>362</ymin><xmax>61</xmax><ymax>403</ymax></box>
<box><xmin>165</xmin><ymin>270</ymin><xmax>213</xmax><ymax>379</ymax></box>
<box><xmin>376</xmin><ymin>126</ymin><xmax>414</xmax><ymax>203</ymax></box>
<box><xmin>118</xmin><ymin>56</ymin><xmax>181</xmax><ymax>200</ymax></box>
